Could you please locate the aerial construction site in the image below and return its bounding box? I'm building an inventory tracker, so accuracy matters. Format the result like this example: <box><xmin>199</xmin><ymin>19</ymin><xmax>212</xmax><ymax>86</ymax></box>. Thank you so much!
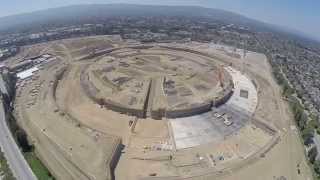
<box><xmin>4</xmin><ymin>35</ymin><xmax>311</xmax><ymax>180</ymax></box>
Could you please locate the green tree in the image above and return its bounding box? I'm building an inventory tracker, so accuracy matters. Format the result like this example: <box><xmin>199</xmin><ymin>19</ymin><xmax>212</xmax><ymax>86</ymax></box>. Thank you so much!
<box><xmin>302</xmin><ymin>127</ymin><xmax>314</xmax><ymax>145</ymax></box>
<box><xmin>310</xmin><ymin>119</ymin><xmax>320</xmax><ymax>129</ymax></box>
<box><xmin>308</xmin><ymin>146</ymin><xmax>318</xmax><ymax>164</ymax></box>
<box><xmin>15</xmin><ymin>130</ymin><xmax>32</xmax><ymax>152</ymax></box>
<box><xmin>314</xmin><ymin>160</ymin><xmax>320</xmax><ymax>175</ymax></box>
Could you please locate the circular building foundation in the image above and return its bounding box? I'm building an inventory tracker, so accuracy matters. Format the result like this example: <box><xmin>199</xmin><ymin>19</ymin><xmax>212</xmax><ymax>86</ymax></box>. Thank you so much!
<box><xmin>80</xmin><ymin>45</ymin><xmax>233</xmax><ymax>119</ymax></box>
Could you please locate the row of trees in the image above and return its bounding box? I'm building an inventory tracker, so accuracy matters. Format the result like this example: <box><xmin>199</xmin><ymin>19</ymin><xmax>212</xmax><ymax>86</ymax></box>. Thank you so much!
<box><xmin>1</xmin><ymin>73</ymin><xmax>33</xmax><ymax>153</ymax></box>
<box><xmin>271</xmin><ymin>60</ymin><xmax>320</xmax><ymax>179</ymax></box>
<box><xmin>1</xmin><ymin>73</ymin><xmax>55</xmax><ymax>179</ymax></box>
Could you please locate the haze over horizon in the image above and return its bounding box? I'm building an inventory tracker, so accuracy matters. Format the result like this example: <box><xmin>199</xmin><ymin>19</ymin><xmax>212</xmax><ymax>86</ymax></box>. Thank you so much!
<box><xmin>1</xmin><ymin>0</ymin><xmax>319</xmax><ymax>41</ymax></box>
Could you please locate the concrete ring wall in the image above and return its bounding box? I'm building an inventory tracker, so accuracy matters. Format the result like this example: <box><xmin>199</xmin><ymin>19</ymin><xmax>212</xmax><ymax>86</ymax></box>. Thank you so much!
<box><xmin>81</xmin><ymin>45</ymin><xmax>235</xmax><ymax>119</ymax></box>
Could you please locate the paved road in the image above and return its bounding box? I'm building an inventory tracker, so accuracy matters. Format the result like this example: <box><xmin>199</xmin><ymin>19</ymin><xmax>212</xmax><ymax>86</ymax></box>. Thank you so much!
<box><xmin>313</xmin><ymin>133</ymin><xmax>320</xmax><ymax>160</ymax></box>
<box><xmin>0</xmin><ymin>99</ymin><xmax>37</xmax><ymax>180</ymax></box>
<box><xmin>0</xmin><ymin>75</ymin><xmax>8</xmax><ymax>95</ymax></box>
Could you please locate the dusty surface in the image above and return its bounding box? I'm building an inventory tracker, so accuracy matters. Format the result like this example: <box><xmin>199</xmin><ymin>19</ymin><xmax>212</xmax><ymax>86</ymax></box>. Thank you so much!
<box><xmin>10</xmin><ymin>36</ymin><xmax>312</xmax><ymax>180</ymax></box>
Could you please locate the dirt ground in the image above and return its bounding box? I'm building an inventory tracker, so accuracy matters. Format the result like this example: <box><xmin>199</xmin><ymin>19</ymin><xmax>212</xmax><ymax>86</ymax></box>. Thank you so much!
<box><xmin>210</xmin><ymin>45</ymin><xmax>313</xmax><ymax>180</ymax></box>
<box><xmin>11</xmin><ymin>36</ymin><xmax>313</xmax><ymax>180</ymax></box>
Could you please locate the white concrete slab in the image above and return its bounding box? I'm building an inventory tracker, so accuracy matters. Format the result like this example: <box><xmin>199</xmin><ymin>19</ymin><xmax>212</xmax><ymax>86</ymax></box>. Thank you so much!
<box><xmin>169</xmin><ymin>67</ymin><xmax>258</xmax><ymax>149</ymax></box>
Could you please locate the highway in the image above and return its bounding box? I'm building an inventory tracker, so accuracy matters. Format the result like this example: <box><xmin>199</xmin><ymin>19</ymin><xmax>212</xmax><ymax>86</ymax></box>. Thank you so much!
<box><xmin>0</xmin><ymin>98</ymin><xmax>37</xmax><ymax>180</ymax></box>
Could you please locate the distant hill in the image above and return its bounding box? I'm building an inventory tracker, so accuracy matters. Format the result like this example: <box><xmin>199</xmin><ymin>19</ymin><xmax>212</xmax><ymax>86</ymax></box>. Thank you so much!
<box><xmin>0</xmin><ymin>4</ymin><xmax>315</xmax><ymax>43</ymax></box>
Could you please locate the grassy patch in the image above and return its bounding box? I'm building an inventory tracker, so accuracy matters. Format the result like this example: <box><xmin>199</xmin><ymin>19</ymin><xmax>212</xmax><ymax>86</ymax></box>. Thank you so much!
<box><xmin>24</xmin><ymin>152</ymin><xmax>54</xmax><ymax>180</ymax></box>
<box><xmin>0</xmin><ymin>150</ymin><xmax>15</xmax><ymax>180</ymax></box>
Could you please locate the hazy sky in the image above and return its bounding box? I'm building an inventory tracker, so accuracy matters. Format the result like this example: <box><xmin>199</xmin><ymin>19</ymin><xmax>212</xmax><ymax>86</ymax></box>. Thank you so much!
<box><xmin>1</xmin><ymin>0</ymin><xmax>319</xmax><ymax>40</ymax></box>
